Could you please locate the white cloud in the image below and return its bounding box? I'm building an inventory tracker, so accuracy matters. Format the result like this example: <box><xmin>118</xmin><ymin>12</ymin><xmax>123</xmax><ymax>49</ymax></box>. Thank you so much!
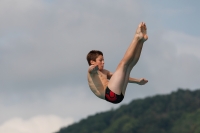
<box><xmin>0</xmin><ymin>115</ymin><xmax>73</xmax><ymax>133</ymax></box>
<box><xmin>0</xmin><ymin>0</ymin><xmax>143</xmax><ymax>89</ymax></box>
<box><xmin>163</xmin><ymin>30</ymin><xmax>200</xmax><ymax>58</ymax></box>
<box><xmin>1</xmin><ymin>0</ymin><xmax>200</xmax><ymax>131</ymax></box>
<box><xmin>136</xmin><ymin>30</ymin><xmax>200</xmax><ymax>94</ymax></box>
<box><xmin>0</xmin><ymin>85</ymin><xmax>114</xmax><ymax>125</ymax></box>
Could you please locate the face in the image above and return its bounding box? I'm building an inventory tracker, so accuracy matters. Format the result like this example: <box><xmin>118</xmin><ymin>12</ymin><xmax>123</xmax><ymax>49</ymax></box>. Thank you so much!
<box><xmin>91</xmin><ymin>55</ymin><xmax>104</xmax><ymax>70</ymax></box>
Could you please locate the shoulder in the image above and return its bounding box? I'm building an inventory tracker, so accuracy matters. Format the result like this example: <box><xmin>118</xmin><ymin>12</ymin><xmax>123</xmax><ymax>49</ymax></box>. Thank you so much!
<box><xmin>101</xmin><ymin>69</ymin><xmax>109</xmax><ymax>74</ymax></box>
<box><xmin>102</xmin><ymin>69</ymin><xmax>113</xmax><ymax>79</ymax></box>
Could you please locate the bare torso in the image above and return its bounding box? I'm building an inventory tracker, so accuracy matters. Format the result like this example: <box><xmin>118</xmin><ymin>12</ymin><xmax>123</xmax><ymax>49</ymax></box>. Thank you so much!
<box><xmin>87</xmin><ymin>69</ymin><xmax>109</xmax><ymax>99</ymax></box>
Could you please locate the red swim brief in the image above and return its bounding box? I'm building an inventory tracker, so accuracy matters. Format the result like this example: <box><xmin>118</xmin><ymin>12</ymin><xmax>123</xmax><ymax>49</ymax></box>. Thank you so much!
<box><xmin>105</xmin><ymin>87</ymin><xmax>124</xmax><ymax>104</ymax></box>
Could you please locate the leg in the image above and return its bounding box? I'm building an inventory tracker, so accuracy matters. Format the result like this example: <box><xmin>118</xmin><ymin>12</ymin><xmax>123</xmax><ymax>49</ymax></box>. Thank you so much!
<box><xmin>121</xmin><ymin>41</ymin><xmax>144</xmax><ymax>95</ymax></box>
<box><xmin>108</xmin><ymin>22</ymin><xmax>148</xmax><ymax>95</ymax></box>
<box><xmin>121</xmin><ymin>26</ymin><xmax>147</xmax><ymax>95</ymax></box>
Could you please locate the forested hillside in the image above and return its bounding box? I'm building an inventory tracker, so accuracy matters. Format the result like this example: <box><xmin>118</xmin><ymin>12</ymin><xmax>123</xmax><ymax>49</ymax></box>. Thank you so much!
<box><xmin>56</xmin><ymin>89</ymin><xmax>200</xmax><ymax>133</ymax></box>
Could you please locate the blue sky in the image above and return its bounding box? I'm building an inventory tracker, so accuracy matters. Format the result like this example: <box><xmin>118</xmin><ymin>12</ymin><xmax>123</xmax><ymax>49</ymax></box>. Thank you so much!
<box><xmin>149</xmin><ymin>1</ymin><xmax>200</xmax><ymax>36</ymax></box>
<box><xmin>0</xmin><ymin>0</ymin><xmax>200</xmax><ymax>133</ymax></box>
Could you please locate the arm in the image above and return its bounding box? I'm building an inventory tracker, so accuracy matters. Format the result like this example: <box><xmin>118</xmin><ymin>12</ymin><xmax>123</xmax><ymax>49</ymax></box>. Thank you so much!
<box><xmin>106</xmin><ymin>70</ymin><xmax>113</xmax><ymax>79</ymax></box>
<box><xmin>105</xmin><ymin>69</ymin><xmax>148</xmax><ymax>85</ymax></box>
<box><xmin>129</xmin><ymin>77</ymin><xmax>148</xmax><ymax>85</ymax></box>
<box><xmin>88</xmin><ymin>65</ymin><xmax>98</xmax><ymax>74</ymax></box>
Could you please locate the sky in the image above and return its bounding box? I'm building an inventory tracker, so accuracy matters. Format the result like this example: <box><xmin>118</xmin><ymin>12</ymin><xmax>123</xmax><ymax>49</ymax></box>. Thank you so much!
<box><xmin>0</xmin><ymin>0</ymin><xmax>200</xmax><ymax>133</ymax></box>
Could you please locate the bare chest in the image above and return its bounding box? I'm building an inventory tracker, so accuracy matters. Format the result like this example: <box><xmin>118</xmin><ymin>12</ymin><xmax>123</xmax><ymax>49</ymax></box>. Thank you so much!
<box><xmin>88</xmin><ymin>71</ymin><xmax>108</xmax><ymax>87</ymax></box>
<box><xmin>87</xmin><ymin>70</ymin><xmax>109</xmax><ymax>98</ymax></box>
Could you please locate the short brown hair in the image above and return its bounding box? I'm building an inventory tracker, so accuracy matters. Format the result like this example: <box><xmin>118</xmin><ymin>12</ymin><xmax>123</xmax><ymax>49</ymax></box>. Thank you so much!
<box><xmin>86</xmin><ymin>50</ymin><xmax>103</xmax><ymax>65</ymax></box>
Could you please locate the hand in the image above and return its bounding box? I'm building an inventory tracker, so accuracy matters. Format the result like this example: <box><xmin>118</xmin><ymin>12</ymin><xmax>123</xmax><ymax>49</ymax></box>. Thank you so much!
<box><xmin>138</xmin><ymin>78</ymin><xmax>148</xmax><ymax>85</ymax></box>
<box><xmin>88</xmin><ymin>65</ymin><xmax>99</xmax><ymax>73</ymax></box>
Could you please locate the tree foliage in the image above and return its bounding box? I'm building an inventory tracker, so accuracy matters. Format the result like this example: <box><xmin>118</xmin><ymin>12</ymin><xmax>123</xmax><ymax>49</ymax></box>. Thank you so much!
<box><xmin>56</xmin><ymin>88</ymin><xmax>200</xmax><ymax>133</ymax></box>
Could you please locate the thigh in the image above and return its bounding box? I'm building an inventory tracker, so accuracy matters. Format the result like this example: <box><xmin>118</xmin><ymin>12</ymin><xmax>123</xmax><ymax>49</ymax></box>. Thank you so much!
<box><xmin>108</xmin><ymin>63</ymin><xmax>130</xmax><ymax>95</ymax></box>
<box><xmin>121</xmin><ymin>64</ymin><xmax>132</xmax><ymax>95</ymax></box>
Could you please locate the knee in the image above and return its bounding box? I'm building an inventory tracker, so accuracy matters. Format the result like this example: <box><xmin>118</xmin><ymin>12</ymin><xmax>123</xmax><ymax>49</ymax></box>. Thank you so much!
<box><xmin>118</xmin><ymin>61</ymin><xmax>129</xmax><ymax>70</ymax></box>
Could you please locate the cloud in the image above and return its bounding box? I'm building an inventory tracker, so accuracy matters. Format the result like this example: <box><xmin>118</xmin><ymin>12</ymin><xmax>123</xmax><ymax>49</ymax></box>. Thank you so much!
<box><xmin>0</xmin><ymin>85</ymin><xmax>114</xmax><ymax>124</ymax></box>
<box><xmin>0</xmin><ymin>0</ymin><xmax>145</xmax><ymax>126</ymax></box>
<box><xmin>0</xmin><ymin>0</ymin><xmax>144</xmax><ymax>89</ymax></box>
<box><xmin>0</xmin><ymin>115</ymin><xmax>73</xmax><ymax>133</ymax></box>
<box><xmin>162</xmin><ymin>30</ymin><xmax>200</xmax><ymax>58</ymax></box>
<box><xmin>135</xmin><ymin>29</ymin><xmax>200</xmax><ymax>94</ymax></box>
<box><xmin>1</xmin><ymin>0</ymin><xmax>200</xmax><ymax>131</ymax></box>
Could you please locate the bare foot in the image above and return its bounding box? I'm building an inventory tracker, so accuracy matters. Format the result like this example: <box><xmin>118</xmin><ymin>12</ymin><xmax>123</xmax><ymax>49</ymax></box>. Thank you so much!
<box><xmin>135</xmin><ymin>22</ymin><xmax>148</xmax><ymax>42</ymax></box>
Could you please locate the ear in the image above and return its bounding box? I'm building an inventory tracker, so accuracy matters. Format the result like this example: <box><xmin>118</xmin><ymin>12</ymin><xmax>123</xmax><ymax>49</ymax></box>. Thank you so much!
<box><xmin>90</xmin><ymin>60</ymin><xmax>96</xmax><ymax>65</ymax></box>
